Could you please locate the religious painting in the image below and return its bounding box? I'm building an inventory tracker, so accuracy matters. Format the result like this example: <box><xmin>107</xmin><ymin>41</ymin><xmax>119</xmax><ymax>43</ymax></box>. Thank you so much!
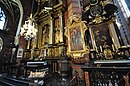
<box><xmin>54</xmin><ymin>18</ymin><xmax>60</xmax><ymax>44</ymax></box>
<box><xmin>65</xmin><ymin>14</ymin><xmax>89</xmax><ymax>58</ymax></box>
<box><xmin>70</xmin><ymin>26</ymin><xmax>83</xmax><ymax>51</ymax></box>
<box><xmin>41</xmin><ymin>24</ymin><xmax>50</xmax><ymax>46</ymax></box>
<box><xmin>91</xmin><ymin>23</ymin><xmax>113</xmax><ymax>51</ymax></box>
<box><xmin>68</xmin><ymin>22</ymin><xmax>86</xmax><ymax>53</ymax></box>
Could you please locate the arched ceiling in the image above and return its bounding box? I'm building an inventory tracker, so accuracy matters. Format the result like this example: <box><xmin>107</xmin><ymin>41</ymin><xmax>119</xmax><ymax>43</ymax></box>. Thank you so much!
<box><xmin>0</xmin><ymin>0</ymin><xmax>20</xmax><ymax>24</ymax></box>
<box><xmin>0</xmin><ymin>0</ymin><xmax>20</xmax><ymax>36</ymax></box>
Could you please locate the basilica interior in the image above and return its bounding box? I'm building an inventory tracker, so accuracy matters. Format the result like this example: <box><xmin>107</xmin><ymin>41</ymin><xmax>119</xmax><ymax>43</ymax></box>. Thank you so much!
<box><xmin>0</xmin><ymin>0</ymin><xmax>130</xmax><ymax>86</ymax></box>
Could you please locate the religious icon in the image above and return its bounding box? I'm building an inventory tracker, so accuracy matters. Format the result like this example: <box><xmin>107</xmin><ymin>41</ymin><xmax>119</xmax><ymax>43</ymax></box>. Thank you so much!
<box><xmin>70</xmin><ymin>26</ymin><xmax>83</xmax><ymax>51</ymax></box>
<box><xmin>65</xmin><ymin>14</ymin><xmax>89</xmax><ymax>58</ymax></box>
<box><xmin>54</xmin><ymin>18</ymin><xmax>60</xmax><ymax>44</ymax></box>
<box><xmin>91</xmin><ymin>23</ymin><xmax>113</xmax><ymax>52</ymax></box>
<box><xmin>66</xmin><ymin>22</ymin><xmax>88</xmax><ymax>57</ymax></box>
<box><xmin>42</xmin><ymin>24</ymin><xmax>50</xmax><ymax>46</ymax></box>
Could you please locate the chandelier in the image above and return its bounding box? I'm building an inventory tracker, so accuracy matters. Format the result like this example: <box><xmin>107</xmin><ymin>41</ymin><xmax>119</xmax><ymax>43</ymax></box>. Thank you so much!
<box><xmin>20</xmin><ymin>14</ymin><xmax>37</xmax><ymax>40</ymax></box>
<box><xmin>20</xmin><ymin>0</ymin><xmax>37</xmax><ymax>40</ymax></box>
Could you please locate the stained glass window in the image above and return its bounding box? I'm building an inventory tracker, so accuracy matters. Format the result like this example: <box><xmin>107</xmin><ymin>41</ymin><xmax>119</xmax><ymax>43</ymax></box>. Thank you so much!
<box><xmin>0</xmin><ymin>7</ymin><xmax>6</xmax><ymax>30</ymax></box>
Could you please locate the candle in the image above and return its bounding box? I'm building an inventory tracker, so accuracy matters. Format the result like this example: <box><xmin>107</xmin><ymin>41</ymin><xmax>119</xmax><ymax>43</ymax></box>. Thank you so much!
<box><xmin>112</xmin><ymin>44</ymin><xmax>115</xmax><ymax>51</ymax></box>
<box><xmin>100</xmin><ymin>46</ymin><xmax>102</xmax><ymax>52</ymax></box>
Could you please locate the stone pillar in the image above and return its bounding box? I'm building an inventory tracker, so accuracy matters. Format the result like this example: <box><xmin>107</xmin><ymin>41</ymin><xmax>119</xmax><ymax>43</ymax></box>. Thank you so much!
<box><xmin>12</xmin><ymin>0</ymin><xmax>23</xmax><ymax>63</ymax></box>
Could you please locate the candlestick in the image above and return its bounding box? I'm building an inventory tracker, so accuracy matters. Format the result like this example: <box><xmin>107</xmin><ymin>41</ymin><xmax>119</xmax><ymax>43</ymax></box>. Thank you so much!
<box><xmin>112</xmin><ymin>44</ymin><xmax>115</xmax><ymax>51</ymax></box>
<box><xmin>100</xmin><ymin>46</ymin><xmax>102</xmax><ymax>52</ymax></box>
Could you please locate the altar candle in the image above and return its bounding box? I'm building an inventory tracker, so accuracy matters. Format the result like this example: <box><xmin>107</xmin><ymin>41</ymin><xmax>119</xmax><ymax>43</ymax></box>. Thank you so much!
<box><xmin>100</xmin><ymin>46</ymin><xmax>102</xmax><ymax>52</ymax></box>
<box><xmin>112</xmin><ymin>44</ymin><xmax>115</xmax><ymax>51</ymax></box>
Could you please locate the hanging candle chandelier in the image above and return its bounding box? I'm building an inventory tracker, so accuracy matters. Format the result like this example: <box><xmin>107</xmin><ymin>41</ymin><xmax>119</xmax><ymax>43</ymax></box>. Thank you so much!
<box><xmin>20</xmin><ymin>14</ymin><xmax>37</xmax><ymax>40</ymax></box>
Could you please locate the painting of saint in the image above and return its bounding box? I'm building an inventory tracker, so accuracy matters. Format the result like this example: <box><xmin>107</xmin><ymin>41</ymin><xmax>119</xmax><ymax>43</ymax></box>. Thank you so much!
<box><xmin>70</xmin><ymin>26</ymin><xmax>83</xmax><ymax>51</ymax></box>
<box><xmin>65</xmin><ymin>14</ymin><xmax>89</xmax><ymax>57</ymax></box>
<box><xmin>42</xmin><ymin>25</ymin><xmax>49</xmax><ymax>46</ymax></box>
<box><xmin>54</xmin><ymin>18</ymin><xmax>60</xmax><ymax>44</ymax></box>
<box><xmin>91</xmin><ymin>23</ymin><xmax>113</xmax><ymax>51</ymax></box>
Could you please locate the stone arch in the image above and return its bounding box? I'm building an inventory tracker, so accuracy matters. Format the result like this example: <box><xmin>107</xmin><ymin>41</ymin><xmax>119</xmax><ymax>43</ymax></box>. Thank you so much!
<box><xmin>0</xmin><ymin>0</ymin><xmax>21</xmax><ymax>62</ymax></box>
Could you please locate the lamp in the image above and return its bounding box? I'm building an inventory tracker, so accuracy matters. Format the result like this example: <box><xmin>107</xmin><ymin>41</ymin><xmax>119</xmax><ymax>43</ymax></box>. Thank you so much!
<box><xmin>20</xmin><ymin>14</ymin><xmax>37</xmax><ymax>40</ymax></box>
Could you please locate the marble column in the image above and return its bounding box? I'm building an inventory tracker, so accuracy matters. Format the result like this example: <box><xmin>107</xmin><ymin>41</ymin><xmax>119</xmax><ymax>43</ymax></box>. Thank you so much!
<box><xmin>12</xmin><ymin>0</ymin><xmax>23</xmax><ymax>62</ymax></box>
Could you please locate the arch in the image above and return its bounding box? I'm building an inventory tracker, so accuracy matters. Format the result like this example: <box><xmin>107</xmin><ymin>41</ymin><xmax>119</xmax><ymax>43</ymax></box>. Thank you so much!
<box><xmin>12</xmin><ymin>0</ymin><xmax>23</xmax><ymax>34</ymax></box>
<box><xmin>0</xmin><ymin>0</ymin><xmax>21</xmax><ymax>32</ymax></box>
<box><xmin>0</xmin><ymin>0</ymin><xmax>21</xmax><ymax>62</ymax></box>
<box><xmin>14</xmin><ymin>0</ymin><xmax>23</xmax><ymax>45</ymax></box>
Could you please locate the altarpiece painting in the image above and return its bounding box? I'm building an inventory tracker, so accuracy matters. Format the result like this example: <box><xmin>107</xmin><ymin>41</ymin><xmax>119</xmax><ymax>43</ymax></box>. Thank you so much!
<box><xmin>69</xmin><ymin>23</ymin><xmax>84</xmax><ymax>51</ymax></box>
<box><xmin>65</xmin><ymin>14</ymin><xmax>89</xmax><ymax>58</ymax></box>
<box><xmin>41</xmin><ymin>24</ymin><xmax>50</xmax><ymax>46</ymax></box>
<box><xmin>91</xmin><ymin>23</ymin><xmax>113</xmax><ymax>50</ymax></box>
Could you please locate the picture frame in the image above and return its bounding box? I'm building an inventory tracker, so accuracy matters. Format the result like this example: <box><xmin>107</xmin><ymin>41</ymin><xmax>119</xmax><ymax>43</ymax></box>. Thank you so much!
<box><xmin>41</xmin><ymin>24</ymin><xmax>50</xmax><ymax>46</ymax></box>
<box><xmin>67</xmin><ymin>22</ymin><xmax>87</xmax><ymax>56</ymax></box>
<box><xmin>65</xmin><ymin>14</ymin><xmax>89</xmax><ymax>58</ymax></box>
<box><xmin>90</xmin><ymin>23</ymin><xmax>113</xmax><ymax>52</ymax></box>
<box><xmin>17</xmin><ymin>48</ymin><xmax>24</xmax><ymax>58</ymax></box>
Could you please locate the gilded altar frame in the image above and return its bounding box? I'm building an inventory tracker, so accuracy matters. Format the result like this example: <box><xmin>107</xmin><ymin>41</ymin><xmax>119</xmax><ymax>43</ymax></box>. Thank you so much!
<box><xmin>65</xmin><ymin>19</ymin><xmax>89</xmax><ymax>58</ymax></box>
